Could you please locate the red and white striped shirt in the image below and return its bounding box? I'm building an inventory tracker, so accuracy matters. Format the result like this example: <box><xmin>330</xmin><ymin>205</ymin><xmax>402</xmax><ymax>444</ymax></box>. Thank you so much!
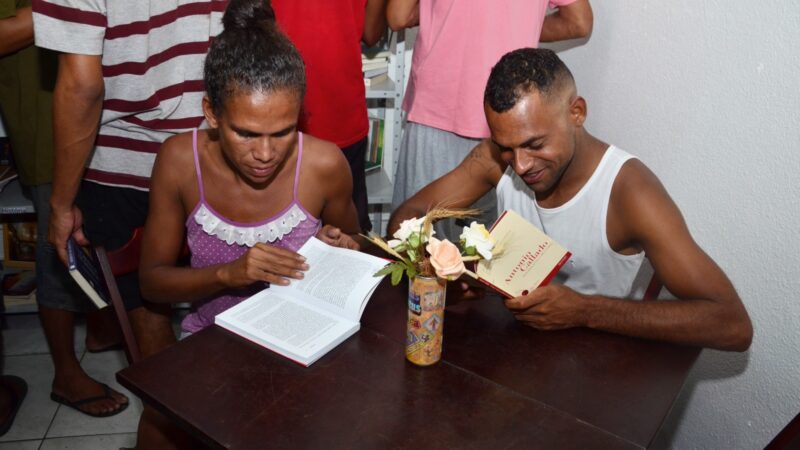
<box><xmin>32</xmin><ymin>0</ymin><xmax>228</xmax><ymax>190</ymax></box>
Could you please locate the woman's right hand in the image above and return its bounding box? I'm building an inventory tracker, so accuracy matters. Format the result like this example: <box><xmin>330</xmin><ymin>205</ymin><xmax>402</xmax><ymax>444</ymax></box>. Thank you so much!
<box><xmin>217</xmin><ymin>243</ymin><xmax>309</xmax><ymax>288</ymax></box>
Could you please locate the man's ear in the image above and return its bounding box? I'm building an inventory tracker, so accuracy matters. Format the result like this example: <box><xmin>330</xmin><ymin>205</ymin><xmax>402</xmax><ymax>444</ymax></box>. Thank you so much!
<box><xmin>202</xmin><ymin>96</ymin><xmax>219</xmax><ymax>129</ymax></box>
<box><xmin>569</xmin><ymin>96</ymin><xmax>587</xmax><ymax>127</ymax></box>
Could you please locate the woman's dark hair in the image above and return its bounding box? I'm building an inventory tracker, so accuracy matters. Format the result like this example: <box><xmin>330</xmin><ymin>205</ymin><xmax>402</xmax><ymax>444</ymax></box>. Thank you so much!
<box><xmin>204</xmin><ymin>0</ymin><xmax>306</xmax><ymax>115</ymax></box>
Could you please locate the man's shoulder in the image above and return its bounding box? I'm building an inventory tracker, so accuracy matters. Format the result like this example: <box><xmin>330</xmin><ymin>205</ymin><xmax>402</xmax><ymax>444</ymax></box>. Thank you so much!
<box><xmin>461</xmin><ymin>139</ymin><xmax>507</xmax><ymax>185</ymax></box>
<box><xmin>609</xmin><ymin>148</ymin><xmax>677</xmax><ymax>227</ymax></box>
<box><xmin>611</xmin><ymin>149</ymin><xmax>660</xmax><ymax>193</ymax></box>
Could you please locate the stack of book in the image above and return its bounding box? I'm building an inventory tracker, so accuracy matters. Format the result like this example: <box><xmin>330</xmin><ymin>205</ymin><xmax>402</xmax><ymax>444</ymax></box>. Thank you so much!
<box><xmin>365</xmin><ymin>117</ymin><xmax>384</xmax><ymax>172</ymax></box>
<box><xmin>362</xmin><ymin>50</ymin><xmax>390</xmax><ymax>87</ymax></box>
<box><xmin>2</xmin><ymin>270</ymin><xmax>37</xmax><ymax>311</ymax></box>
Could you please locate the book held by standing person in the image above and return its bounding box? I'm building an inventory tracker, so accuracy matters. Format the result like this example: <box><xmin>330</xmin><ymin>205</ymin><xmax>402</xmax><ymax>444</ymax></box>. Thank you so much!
<box><xmin>67</xmin><ymin>237</ymin><xmax>109</xmax><ymax>309</ymax></box>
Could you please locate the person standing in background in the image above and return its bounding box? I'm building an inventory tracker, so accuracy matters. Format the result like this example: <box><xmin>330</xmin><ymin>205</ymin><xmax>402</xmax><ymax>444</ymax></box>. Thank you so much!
<box><xmin>388</xmin><ymin>0</ymin><xmax>593</xmax><ymax>239</ymax></box>
<box><xmin>33</xmin><ymin>0</ymin><xmax>229</xmax><ymax>447</ymax></box>
<box><xmin>1</xmin><ymin>0</ymin><xmax>127</xmax><ymax>420</ymax></box>
<box><xmin>272</xmin><ymin>0</ymin><xmax>387</xmax><ymax>233</ymax></box>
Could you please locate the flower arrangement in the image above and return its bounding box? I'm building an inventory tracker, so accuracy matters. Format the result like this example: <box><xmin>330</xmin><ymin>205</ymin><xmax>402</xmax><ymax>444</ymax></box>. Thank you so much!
<box><xmin>365</xmin><ymin>208</ymin><xmax>498</xmax><ymax>284</ymax></box>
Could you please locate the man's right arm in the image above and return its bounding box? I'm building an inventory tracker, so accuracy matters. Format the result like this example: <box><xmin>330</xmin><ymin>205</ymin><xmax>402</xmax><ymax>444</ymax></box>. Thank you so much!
<box><xmin>386</xmin><ymin>0</ymin><xmax>419</xmax><ymax>31</ymax></box>
<box><xmin>49</xmin><ymin>53</ymin><xmax>104</xmax><ymax>263</ymax></box>
<box><xmin>388</xmin><ymin>140</ymin><xmax>503</xmax><ymax>235</ymax></box>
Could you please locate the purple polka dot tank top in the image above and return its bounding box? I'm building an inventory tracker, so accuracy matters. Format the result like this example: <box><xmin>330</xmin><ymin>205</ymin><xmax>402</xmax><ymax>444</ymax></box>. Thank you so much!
<box><xmin>181</xmin><ymin>129</ymin><xmax>321</xmax><ymax>333</ymax></box>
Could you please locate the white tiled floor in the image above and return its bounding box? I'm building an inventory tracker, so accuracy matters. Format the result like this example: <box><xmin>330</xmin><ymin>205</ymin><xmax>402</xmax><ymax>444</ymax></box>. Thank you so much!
<box><xmin>1</xmin><ymin>314</ymin><xmax>142</xmax><ymax>450</ymax></box>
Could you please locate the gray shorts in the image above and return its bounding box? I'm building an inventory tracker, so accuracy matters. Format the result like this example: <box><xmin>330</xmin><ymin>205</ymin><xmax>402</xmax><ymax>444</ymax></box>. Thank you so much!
<box><xmin>391</xmin><ymin>121</ymin><xmax>497</xmax><ymax>240</ymax></box>
<box><xmin>30</xmin><ymin>184</ymin><xmax>94</xmax><ymax>313</ymax></box>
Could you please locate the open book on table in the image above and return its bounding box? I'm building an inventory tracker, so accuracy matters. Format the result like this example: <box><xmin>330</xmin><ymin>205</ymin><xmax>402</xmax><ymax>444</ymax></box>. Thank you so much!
<box><xmin>477</xmin><ymin>209</ymin><xmax>571</xmax><ymax>298</ymax></box>
<box><xmin>215</xmin><ymin>237</ymin><xmax>388</xmax><ymax>367</ymax></box>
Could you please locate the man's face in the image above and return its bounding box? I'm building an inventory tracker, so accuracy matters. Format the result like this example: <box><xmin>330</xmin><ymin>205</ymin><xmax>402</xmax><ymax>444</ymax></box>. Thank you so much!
<box><xmin>485</xmin><ymin>91</ymin><xmax>578</xmax><ymax>195</ymax></box>
<box><xmin>204</xmin><ymin>89</ymin><xmax>301</xmax><ymax>185</ymax></box>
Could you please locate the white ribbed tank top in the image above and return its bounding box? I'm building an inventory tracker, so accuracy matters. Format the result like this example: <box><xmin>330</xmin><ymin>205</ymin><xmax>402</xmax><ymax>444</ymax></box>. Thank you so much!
<box><xmin>496</xmin><ymin>146</ymin><xmax>645</xmax><ymax>298</ymax></box>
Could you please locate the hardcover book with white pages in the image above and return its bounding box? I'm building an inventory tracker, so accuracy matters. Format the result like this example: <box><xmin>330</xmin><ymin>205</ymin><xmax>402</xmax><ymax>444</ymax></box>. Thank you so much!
<box><xmin>215</xmin><ymin>237</ymin><xmax>388</xmax><ymax>367</ymax></box>
<box><xmin>477</xmin><ymin>209</ymin><xmax>571</xmax><ymax>298</ymax></box>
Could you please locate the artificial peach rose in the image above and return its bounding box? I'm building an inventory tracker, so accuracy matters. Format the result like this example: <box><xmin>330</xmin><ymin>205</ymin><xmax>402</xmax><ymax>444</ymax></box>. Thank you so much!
<box><xmin>426</xmin><ymin>238</ymin><xmax>466</xmax><ymax>280</ymax></box>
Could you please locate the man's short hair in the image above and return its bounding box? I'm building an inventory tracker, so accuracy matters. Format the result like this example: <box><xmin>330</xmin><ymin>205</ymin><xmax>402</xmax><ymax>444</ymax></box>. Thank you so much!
<box><xmin>484</xmin><ymin>48</ymin><xmax>574</xmax><ymax>113</ymax></box>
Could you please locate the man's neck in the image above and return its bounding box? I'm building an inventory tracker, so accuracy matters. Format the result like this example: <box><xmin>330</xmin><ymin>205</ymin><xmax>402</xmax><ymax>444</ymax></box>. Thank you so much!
<box><xmin>537</xmin><ymin>131</ymin><xmax>609</xmax><ymax>208</ymax></box>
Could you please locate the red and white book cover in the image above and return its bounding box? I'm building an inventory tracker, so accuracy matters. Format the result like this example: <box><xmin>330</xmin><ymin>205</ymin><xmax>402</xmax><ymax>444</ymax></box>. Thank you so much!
<box><xmin>477</xmin><ymin>210</ymin><xmax>571</xmax><ymax>298</ymax></box>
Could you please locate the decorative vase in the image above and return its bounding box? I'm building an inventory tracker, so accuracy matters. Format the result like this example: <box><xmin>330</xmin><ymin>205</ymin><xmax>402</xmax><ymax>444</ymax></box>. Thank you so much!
<box><xmin>405</xmin><ymin>275</ymin><xmax>446</xmax><ymax>366</ymax></box>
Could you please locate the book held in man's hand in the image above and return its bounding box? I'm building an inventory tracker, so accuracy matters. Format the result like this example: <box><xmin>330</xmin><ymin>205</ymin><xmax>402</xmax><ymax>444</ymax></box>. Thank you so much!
<box><xmin>67</xmin><ymin>238</ymin><xmax>109</xmax><ymax>309</ymax></box>
<box><xmin>215</xmin><ymin>237</ymin><xmax>388</xmax><ymax>367</ymax></box>
<box><xmin>477</xmin><ymin>209</ymin><xmax>571</xmax><ymax>298</ymax></box>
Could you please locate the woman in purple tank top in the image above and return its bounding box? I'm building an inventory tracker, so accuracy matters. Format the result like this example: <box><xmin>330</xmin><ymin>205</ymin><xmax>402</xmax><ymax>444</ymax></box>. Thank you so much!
<box><xmin>138</xmin><ymin>0</ymin><xmax>361</xmax><ymax>336</ymax></box>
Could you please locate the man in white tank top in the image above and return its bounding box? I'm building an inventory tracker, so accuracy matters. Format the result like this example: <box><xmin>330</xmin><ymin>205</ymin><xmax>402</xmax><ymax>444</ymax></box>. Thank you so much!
<box><xmin>388</xmin><ymin>48</ymin><xmax>752</xmax><ymax>351</ymax></box>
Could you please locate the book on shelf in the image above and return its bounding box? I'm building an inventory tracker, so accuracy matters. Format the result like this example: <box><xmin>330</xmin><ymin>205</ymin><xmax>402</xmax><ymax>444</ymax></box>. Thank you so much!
<box><xmin>361</xmin><ymin>53</ymin><xmax>389</xmax><ymax>72</ymax></box>
<box><xmin>477</xmin><ymin>209</ymin><xmax>571</xmax><ymax>298</ymax></box>
<box><xmin>67</xmin><ymin>237</ymin><xmax>109</xmax><ymax>309</ymax></box>
<box><xmin>362</xmin><ymin>51</ymin><xmax>390</xmax><ymax>64</ymax></box>
<box><xmin>2</xmin><ymin>270</ymin><xmax>37</xmax><ymax>308</ymax></box>
<box><xmin>215</xmin><ymin>237</ymin><xmax>389</xmax><ymax>367</ymax></box>
<box><xmin>365</xmin><ymin>117</ymin><xmax>384</xmax><ymax>172</ymax></box>
<box><xmin>362</xmin><ymin>50</ymin><xmax>391</xmax><ymax>61</ymax></box>
<box><xmin>364</xmin><ymin>72</ymin><xmax>389</xmax><ymax>87</ymax></box>
<box><xmin>363</xmin><ymin>67</ymin><xmax>388</xmax><ymax>78</ymax></box>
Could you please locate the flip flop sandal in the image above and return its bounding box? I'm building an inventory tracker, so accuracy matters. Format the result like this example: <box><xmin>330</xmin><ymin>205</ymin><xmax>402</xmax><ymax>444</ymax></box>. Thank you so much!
<box><xmin>85</xmin><ymin>342</ymin><xmax>124</xmax><ymax>353</ymax></box>
<box><xmin>0</xmin><ymin>375</ymin><xmax>28</xmax><ymax>436</ymax></box>
<box><xmin>50</xmin><ymin>383</ymin><xmax>129</xmax><ymax>418</ymax></box>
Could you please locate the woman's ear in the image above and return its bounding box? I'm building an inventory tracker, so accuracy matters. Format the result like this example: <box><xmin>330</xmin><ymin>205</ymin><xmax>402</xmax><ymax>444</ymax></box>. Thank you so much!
<box><xmin>202</xmin><ymin>96</ymin><xmax>219</xmax><ymax>129</ymax></box>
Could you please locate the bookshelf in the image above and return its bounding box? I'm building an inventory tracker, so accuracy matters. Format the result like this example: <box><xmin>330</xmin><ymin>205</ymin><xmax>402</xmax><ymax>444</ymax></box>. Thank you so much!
<box><xmin>365</xmin><ymin>30</ymin><xmax>406</xmax><ymax>234</ymax></box>
<box><xmin>0</xmin><ymin>122</ymin><xmax>38</xmax><ymax>313</ymax></box>
<box><xmin>0</xmin><ymin>179</ymin><xmax>37</xmax><ymax>313</ymax></box>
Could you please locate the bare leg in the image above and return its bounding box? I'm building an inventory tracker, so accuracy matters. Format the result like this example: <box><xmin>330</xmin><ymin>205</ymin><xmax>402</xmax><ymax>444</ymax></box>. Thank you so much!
<box><xmin>85</xmin><ymin>306</ymin><xmax>123</xmax><ymax>352</ymax></box>
<box><xmin>39</xmin><ymin>306</ymin><xmax>128</xmax><ymax>415</ymax></box>
<box><xmin>86</xmin><ymin>308</ymin><xmax>123</xmax><ymax>352</ymax></box>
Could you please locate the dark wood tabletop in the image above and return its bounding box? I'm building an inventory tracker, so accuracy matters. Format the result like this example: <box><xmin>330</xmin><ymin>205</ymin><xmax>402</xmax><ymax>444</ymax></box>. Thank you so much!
<box><xmin>118</xmin><ymin>279</ymin><xmax>700</xmax><ymax>449</ymax></box>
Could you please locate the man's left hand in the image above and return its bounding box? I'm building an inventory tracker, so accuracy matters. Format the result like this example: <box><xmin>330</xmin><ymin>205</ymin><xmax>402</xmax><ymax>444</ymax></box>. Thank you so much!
<box><xmin>316</xmin><ymin>225</ymin><xmax>360</xmax><ymax>251</ymax></box>
<box><xmin>504</xmin><ymin>284</ymin><xmax>588</xmax><ymax>330</ymax></box>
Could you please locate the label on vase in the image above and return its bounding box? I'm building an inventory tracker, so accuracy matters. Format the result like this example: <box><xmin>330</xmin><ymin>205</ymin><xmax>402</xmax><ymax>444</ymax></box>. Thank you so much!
<box><xmin>408</xmin><ymin>290</ymin><xmax>422</xmax><ymax>315</ymax></box>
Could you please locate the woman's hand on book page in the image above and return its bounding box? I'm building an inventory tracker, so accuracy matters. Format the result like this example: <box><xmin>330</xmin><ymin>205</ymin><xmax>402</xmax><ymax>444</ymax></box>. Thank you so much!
<box><xmin>504</xmin><ymin>285</ymin><xmax>588</xmax><ymax>331</ymax></box>
<box><xmin>217</xmin><ymin>244</ymin><xmax>309</xmax><ymax>288</ymax></box>
<box><xmin>316</xmin><ymin>225</ymin><xmax>360</xmax><ymax>251</ymax></box>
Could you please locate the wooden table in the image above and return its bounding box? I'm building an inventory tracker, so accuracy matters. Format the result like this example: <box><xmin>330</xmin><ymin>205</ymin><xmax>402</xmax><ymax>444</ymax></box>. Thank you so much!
<box><xmin>118</xmin><ymin>280</ymin><xmax>700</xmax><ymax>449</ymax></box>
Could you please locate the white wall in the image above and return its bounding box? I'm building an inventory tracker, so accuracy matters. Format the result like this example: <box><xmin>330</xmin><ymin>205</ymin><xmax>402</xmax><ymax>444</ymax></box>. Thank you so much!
<box><xmin>548</xmin><ymin>1</ymin><xmax>800</xmax><ymax>448</ymax></box>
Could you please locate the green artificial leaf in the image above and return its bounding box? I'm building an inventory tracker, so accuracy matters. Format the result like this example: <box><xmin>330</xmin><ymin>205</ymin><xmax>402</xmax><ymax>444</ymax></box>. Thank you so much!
<box><xmin>406</xmin><ymin>248</ymin><xmax>418</xmax><ymax>263</ymax></box>
<box><xmin>374</xmin><ymin>263</ymin><xmax>397</xmax><ymax>277</ymax></box>
<box><xmin>391</xmin><ymin>266</ymin><xmax>404</xmax><ymax>285</ymax></box>
<box><xmin>408</xmin><ymin>233</ymin><xmax>420</xmax><ymax>249</ymax></box>
<box><xmin>465</xmin><ymin>246</ymin><xmax>477</xmax><ymax>256</ymax></box>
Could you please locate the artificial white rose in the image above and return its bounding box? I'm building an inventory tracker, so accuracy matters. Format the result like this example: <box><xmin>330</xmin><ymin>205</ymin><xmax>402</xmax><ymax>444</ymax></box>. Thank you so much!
<box><xmin>460</xmin><ymin>221</ymin><xmax>495</xmax><ymax>260</ymax></box>
<box><xmin>392</xmin><ymin>216</ymin><xmax>434</xmax><ymax>243</ymax></box>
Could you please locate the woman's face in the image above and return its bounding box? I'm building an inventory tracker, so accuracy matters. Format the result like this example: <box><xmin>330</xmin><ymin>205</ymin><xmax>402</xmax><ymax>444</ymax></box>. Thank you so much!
<box><xmin>204</xmin><ymin>88</ymin><xmax>302</xmax><ymax>185</ymax></box>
